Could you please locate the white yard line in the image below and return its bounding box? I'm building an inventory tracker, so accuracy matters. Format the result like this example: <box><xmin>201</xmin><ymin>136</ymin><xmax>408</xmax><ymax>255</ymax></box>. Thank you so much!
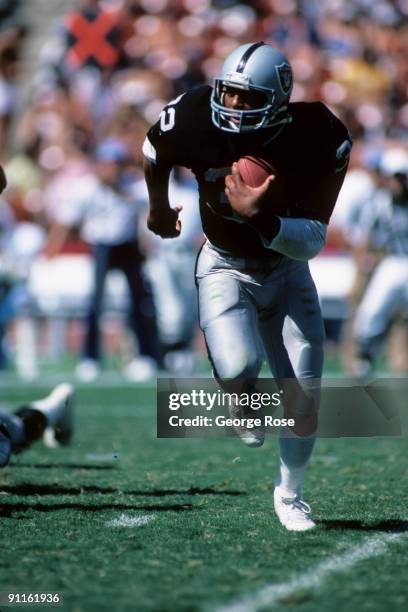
<box><xmin>106</xmin><ymin>513</ymin><xmax>155</xmax><ymax>528</ymax></box>
<box><xmin>214</xmin><ymin>531</ymin><xmax>407</xmax><ymax>612</ymax></box>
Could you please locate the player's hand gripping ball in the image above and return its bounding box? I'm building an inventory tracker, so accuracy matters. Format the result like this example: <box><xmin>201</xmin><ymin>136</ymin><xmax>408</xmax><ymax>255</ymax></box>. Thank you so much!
<box><xmin>225</xmin><ymin>157</ymin><xmax>286</xmax><ymax>219</ymax></box>
<box><xmin>236</xmin><ymin>156</ymin><xmax>276</xmax><ymax>188</ymax></box>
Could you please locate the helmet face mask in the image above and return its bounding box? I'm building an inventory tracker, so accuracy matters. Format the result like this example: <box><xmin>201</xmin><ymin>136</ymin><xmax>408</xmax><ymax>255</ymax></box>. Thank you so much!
<box><xmin>211</xmin><ymin>43</ymin><xmax>293</xmax><ymax>134</ymax></box>
<box><xmin>212</xmin><ymin>79</ymin><xmax>276</xmax><ymax>132</ymax></box>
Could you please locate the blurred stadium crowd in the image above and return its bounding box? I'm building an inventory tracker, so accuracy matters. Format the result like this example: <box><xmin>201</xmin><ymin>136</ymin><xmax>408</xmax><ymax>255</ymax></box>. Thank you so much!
<box><xmin>0</xmin><ymin>0</ymin><xmax>407</xmax><ymax>380</ymax></box>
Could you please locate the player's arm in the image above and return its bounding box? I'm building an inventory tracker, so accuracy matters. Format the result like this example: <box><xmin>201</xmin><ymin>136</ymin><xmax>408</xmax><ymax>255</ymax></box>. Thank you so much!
<box><xmin>226</xmin><ymin>155</ymin><xmax>348</xmax><ymax>260</ymax></box>
<box><xmin>142</xmin><ymin>92</ymin><xmax>191</xmax><ymax>239</ymax></box>
<box><xmin>225</xmin><ymin>163</ymin><xmax>325</xmax><ymax>260</ymax></box>
<box><xmin>262</xmin><ymin>116</ymin><xmax>352</xmax><ymax>260</ymax></box>
<box><xmin>143</xmin><ymin>153</ymin><xmax>182</xmax><ymax>238</ymax></box>
<box><xmin>0</xmin><ymin>164</ymin><xmax>6</xmax><ymax>194</ymax></box>
<box><xmin>259</xmin><ymin>168</ymin><xmax>348</xmax><ymax>260</ymax></box>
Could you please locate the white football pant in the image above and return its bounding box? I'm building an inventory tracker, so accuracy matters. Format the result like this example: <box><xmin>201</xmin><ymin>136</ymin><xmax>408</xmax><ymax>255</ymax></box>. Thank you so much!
<box><xmin>196</xmin><ymin>240</ymin><xmax>325</xmax><ymax>495</ymax></box>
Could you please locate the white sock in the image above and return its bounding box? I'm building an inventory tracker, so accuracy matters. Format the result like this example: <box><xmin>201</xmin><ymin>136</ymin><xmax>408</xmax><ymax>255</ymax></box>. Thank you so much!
<box><xmin>276</xmin><ymin>434</ymin><xmax>316</xmax><ymax>497</ymax></box>
<box><xmin>30</xmin><ymin>384</ymin><xmax>71</xmax><ymax>427</ymax></box>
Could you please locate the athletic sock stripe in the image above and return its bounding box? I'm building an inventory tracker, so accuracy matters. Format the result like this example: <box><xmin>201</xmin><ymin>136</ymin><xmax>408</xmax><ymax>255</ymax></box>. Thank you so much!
<box><xmin>236</xmin><ymin>42</ymin><xmax>265</xmax><ymax>73</ymax></box>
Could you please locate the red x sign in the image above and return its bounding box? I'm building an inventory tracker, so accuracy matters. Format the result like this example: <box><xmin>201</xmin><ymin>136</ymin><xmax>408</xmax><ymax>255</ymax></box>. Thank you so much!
<box><xmin>65</xmin><ymin>10</ymin><xmax>120</xmax><ymax>69</ymax></box>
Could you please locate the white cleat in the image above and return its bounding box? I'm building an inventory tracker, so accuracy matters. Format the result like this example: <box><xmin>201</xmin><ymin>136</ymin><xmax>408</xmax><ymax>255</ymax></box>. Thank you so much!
<box><xmin>32</xmin><ymin>383</ymin><xmax>75</xmax><ymax>448</ymax></box>
<box><xmin>238</xmin><ymin>428</ymin><xmax>265</xmax><ymax>448</ymax></box>
<box><xmin>229</xmin><ymin>399</ymin><xmax>265</xmax><ymax>448</ymax></box>
<box><xmin>273</xmin><ymin>488</ymin><xmax>316</xmax><ymax>532</ymax></box>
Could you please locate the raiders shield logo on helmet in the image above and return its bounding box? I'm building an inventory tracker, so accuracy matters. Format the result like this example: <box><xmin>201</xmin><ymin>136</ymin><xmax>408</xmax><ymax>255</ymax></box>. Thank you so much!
<box><xmin>276</xmin><ymin>63</ymin><xmax>292</xmax><ymax>95</ymax></box>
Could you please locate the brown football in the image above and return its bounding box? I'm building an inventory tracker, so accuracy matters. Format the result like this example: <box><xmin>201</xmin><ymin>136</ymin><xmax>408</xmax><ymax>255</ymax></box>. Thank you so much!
<box><xmin>236</xmin><ymin>156</ymin><xmax>276</xmax><ymax>187</ymax></box>
<box><xmin>236</xmin><ymin>156</ymin><xmax>287</xmax><ymax>216</ymax></box>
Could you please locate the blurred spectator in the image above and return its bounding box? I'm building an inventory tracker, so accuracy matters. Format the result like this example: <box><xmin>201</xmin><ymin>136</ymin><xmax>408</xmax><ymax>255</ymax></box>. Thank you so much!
<box><xmin>353</xmin><ymin>148</ymin><xmax>408</xmax><ymax>378</ymax></box>
<box><xmin>143</xmin><ymin>167</ymin><xmax>203</xmax><ymax>374</ymax></box>
<box><xmin>0</xmin><ymin>154</ymin><xmax>45</xmax><ymax>377</ymax></box>
<box><xmin>328</xmin><ymin>145</ymin><xmax>381</xmax><ymax>370</ymax></box>
<box><xmin>0</xmin><ymin>0</ymin><xmax>27</xmax><ymax>159</ymax></box>
<box><xmin>44</xmin><ymin>137</ymin><xmax>160</xmax><ymax>381</ymax></box>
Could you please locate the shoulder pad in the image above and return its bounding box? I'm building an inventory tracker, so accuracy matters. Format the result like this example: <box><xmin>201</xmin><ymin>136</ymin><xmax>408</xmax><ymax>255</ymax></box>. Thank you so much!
<box><xmin>145</xmin><ymin>85</ymin><xmax>217</xmax><ymax>166</ymax></box>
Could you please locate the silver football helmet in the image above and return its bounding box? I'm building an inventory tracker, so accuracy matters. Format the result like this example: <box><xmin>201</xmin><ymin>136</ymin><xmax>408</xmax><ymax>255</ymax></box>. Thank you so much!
<box><xmin>211</xmin><ymin>42</ymin><xmax>293</xmax><ymax>133</ymax></box>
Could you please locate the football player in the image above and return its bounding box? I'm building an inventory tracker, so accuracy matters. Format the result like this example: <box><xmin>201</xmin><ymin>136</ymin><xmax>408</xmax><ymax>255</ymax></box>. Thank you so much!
<box><xmin>353</xmin><ymin>148</ymin><xmax>408</xmax><ymax>378</ymax></box>
<box><xmin>143</xmin><ymin>42</ymin><xmax>351</xmax><ymax>531</ymax></box>
<box><xmin>0</xmin><ymin>384</ymin><xmax>74</xmax><ymax>467</ymax></box>
<box><xmin>141</xmin><ymin>168</ymin><xmax>202</xmax><ymax>375</ymax></box>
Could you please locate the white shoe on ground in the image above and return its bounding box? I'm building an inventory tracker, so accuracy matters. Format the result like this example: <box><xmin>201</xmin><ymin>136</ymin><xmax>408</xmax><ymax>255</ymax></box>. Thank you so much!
<box><xmin>273</xmin><ymin>487</ymin><xmax>316</xmax><ymax>531</ymax></box>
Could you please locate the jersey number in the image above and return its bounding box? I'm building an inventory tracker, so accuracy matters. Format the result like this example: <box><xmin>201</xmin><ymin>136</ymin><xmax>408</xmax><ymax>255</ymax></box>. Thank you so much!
<box><xmin>159</xmin><ymin>94</ymin><xmax>184</xmax><ymax>132</ymax></box>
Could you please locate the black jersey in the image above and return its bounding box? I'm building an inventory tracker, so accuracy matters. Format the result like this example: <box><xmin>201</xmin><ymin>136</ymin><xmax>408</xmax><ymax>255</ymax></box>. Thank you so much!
<box><xmin>145</xmin><ymin>86</ymin><xmax>351</xmax><ymax>258</ymax></box>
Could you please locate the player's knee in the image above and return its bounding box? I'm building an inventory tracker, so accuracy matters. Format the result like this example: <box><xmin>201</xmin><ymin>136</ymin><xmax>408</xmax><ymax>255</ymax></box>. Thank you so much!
<box><xmin>212</xmin><ymin>349</ymin><xmax>262</xmax><ymax>382</ymax></box>
<box><xmin>209</xmin><ymin>346</ymin><xmax>262</xmax><ymax>381</ymax></box>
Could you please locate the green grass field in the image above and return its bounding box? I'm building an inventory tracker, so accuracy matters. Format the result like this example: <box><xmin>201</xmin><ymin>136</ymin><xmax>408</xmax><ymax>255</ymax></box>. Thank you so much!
<box><xmin>1</xmin><ymin>379</ymin><xmax>408</xmax><ymax>612</ymax></box>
